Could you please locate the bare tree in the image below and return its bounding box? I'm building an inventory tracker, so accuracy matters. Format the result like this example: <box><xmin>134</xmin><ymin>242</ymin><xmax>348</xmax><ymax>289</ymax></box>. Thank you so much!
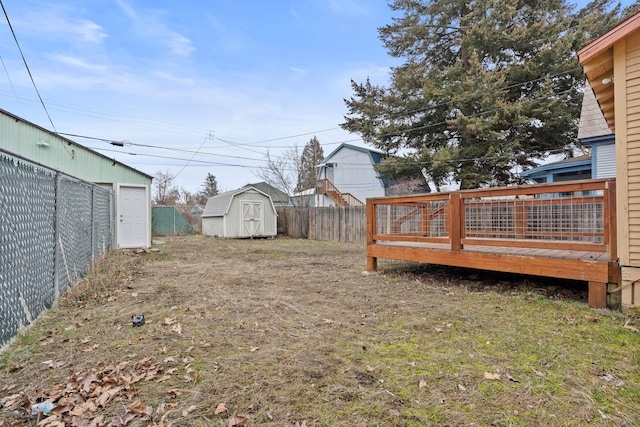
<box><xmin>153</xmin><ymin>170</ymin><xmax>180</xmax><ymax>205</ymax></box>
<box><xmin>255</xmin><ymin>146</ymin><xmax>302</xmax><ymax>204</ymax></box>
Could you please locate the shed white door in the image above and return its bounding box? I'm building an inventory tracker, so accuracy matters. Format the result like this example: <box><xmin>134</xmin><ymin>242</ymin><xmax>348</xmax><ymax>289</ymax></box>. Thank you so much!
<box><xmin>118</xmin><ymin>186</ymin><xmax>148</xmax><ymax>248</ymax></box>
<box><xmin>241</xmin><ymin>201</ymin><xmax>263</xmax><ymax>237</ymax></box>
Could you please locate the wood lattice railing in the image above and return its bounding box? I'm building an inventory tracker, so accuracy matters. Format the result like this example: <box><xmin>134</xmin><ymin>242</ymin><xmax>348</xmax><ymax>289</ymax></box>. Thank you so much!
<box><xmin>367</xmin><ymin>178</ymin><xmax>617</xmax><ymax>257</ymax></box>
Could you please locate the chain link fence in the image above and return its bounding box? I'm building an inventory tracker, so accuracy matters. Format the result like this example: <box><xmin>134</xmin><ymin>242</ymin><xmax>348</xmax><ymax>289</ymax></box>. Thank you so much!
<box><xmin>0</xmin><ymin>150</ymin><xmax>112</xmax><ymax>350</ymax></box>
<box><xmin>152</xmin><ymin>206</ymin><xmax>195</xmax><ymax>236</ymax></box>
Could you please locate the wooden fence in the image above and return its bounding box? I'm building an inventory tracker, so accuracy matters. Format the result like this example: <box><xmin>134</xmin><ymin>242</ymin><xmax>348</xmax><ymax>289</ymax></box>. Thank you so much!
<box><xmin>276</xmin><ymin>206</ymin><xmax>367</xmax><ymax>243</ymax></box>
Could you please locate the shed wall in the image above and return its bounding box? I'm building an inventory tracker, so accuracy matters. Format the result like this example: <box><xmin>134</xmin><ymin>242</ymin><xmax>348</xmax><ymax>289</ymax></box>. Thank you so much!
<box><xmin>0</xmin><ymin>114</ymin><xmax>151</xmax><ymax>187</ymax></box>
<box><xmin>225</xmin><ymin>191</ymin><xmax>277</xmax><ymax>237</ymax></box>
<box><xmin>202</xmin><ymin>216</ymin><xmax>225</xmax><ymax>237</ymax></box>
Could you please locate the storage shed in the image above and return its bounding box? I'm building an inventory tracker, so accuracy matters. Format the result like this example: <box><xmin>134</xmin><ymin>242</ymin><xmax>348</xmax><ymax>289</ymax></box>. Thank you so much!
<box><xmin>202</xmin><ymin>186</ymin><xmax>277</xmax><ymax>238</ymax></box>
<box><xmin>0</xmin><ymin>109</ymin><xmax>153</xmax><ymax>248</ymax></box>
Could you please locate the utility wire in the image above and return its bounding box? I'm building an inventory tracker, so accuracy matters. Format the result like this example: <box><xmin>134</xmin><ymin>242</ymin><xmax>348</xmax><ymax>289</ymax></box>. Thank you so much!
<box><xmin>0</xmin><ymin>0</ymin><xmax>57</xmax><ymax>133</ymax></box>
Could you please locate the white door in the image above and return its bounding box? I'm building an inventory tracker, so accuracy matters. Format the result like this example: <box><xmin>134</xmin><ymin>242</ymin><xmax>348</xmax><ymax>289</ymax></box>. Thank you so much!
<box><xmin>241</xmin><ymin>201</ymin><xmax>263</xmax><ymax>237</ymax></box>
<box><xmin>118</xmin><ymin>186</ymin><xmax>148</xmax><ymax>248</ymax></box>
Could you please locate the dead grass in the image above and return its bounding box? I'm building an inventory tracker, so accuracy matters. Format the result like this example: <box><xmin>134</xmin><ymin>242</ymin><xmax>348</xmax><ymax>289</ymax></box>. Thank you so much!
<box><xmin>1</xmin><ymin>235</ymin><xmax>639</xmax><ymax>427</ymax></box>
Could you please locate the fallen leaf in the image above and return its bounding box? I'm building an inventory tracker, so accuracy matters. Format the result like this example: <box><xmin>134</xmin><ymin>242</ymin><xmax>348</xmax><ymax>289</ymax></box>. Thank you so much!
<box><xmin>96</xmin><ymin>386</ymin><xmax>123</xmax><ymax>406</ymax></box>
<box><xmin>166</xmin><ymin>389</ymin><xmax>181</xmax><ymax>399</ymax></box>
<box><xmin>323</xmin><ymin>319</ymin><xmax>334</xmax><ymax>324</ymax></box>
<box><xmin>623</xmin><ymin>320</ymin><xmax>639</xmax><ymax>333</ymax></box>
<box><xmin>182</xmin><ymin>405</ymin><xmax>197</xmax><ymax>417</ymax></box>
<box><xmin>227</xmin><ymin>414</ymin><xmax>248</xmax><ymax>427</ymax></box>
<box><xmin>419</xmin><ymin>379</ymin><xmax>427</xmax><ymax>388</ymax></box>
<box><xmin>215</xmin><ymin>403</ymin><xmax>228</xmax><ymax>414</ymax></box>
<box><xmin>249</xmin><ymin>347</ymin><xmax>259</xmax><ymax>352</ymax></box>
<box><xmin>484</xmin><ymin>372</ymin><xmax>501</xmax><ymax>380</ymax></box>
<box><xmin>164</xmin><ymin>317</ymin><xmax>177</xmax><ymax>325</ymax></box>
<box><xmin>170</xmin><ymin>323</ymin><xmax>183</xmax><ymax>334</ymax></box>
<box><xmin>366</xmin><ymin>365</ymin><xmax>376</xmax><ymax>372</ymax></box>
<box><xmin>457</xmin><ymin>384</ymin><xmax>466</xmax><ymax>391</ymax></box>
<box><xmin>128</xmin><ymin>400</ymin><xmax>152</xmax><ymax>416</ymax></box>
<box><xmin>389</xmin><ymin>409</ymin><xmax>401</xmax><ymax>417</ymax></box>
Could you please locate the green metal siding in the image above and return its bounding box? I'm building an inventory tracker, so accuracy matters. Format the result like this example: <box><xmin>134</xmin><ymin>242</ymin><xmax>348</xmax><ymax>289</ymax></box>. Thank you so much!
<box><xmin>0</xmin><ymin>111</ymin><xmax>152</xmax><ymax>187</ymax></box>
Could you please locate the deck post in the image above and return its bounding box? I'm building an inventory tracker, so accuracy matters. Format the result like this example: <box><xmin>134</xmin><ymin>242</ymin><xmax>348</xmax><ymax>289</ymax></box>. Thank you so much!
<box><xmin>366</xmin><ymin>199</ymin><xmax>378</xmax><ymax>272</ymax></box>
<box><xmin>605</xmin><ymin>180</ymin><xmax>617</xmax><ymax>260</ymax></box>
<box><xmin>588</xmin><ymin>281</ymin><xmax>607</xmax><ymax>308</ymax></box>
<box><xmin>449</xmin><ymin>192</ymin><xmax>462</xmax><ymax>252</ymax></box>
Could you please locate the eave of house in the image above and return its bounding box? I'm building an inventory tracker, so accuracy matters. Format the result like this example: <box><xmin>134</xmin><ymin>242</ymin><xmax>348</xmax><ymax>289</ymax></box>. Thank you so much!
<box><xmin>520</xmin><ymin>155</ymin><xmax>592</xmax><ymax>179</ymax></box>
<box><xmin>578</xmin><ymin>13</ymin><xmax>640</xmax><ymax>131</ymax></box>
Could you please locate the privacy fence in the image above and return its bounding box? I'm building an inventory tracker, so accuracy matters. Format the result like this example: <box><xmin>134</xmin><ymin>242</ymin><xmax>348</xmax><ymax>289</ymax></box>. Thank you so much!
<box><xmin>276</xmin><ymin>206</ymin><xmax>367</xmax><ymax>243</ymax></box>
<box><xmin>0</xmin><ymin>149</ymin><xmax>112</xmax><ymax>350</ymax></box>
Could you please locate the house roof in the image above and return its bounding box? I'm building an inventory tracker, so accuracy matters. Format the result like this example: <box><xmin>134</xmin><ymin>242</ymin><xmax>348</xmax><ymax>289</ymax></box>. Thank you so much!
<box><xmin>202</xmin><ymin>186</ymin><xmax>275</xmax><ymax>217</ymax></box>
<box><xmin>578</xmin><ymin>82</ymin><xmax>613</xmax><ymax>140</ymax></box>
<box><xmin>243</xmin><ymin>182</ymin><xmax>290</xmax><ymax>204</ymax></box>
<box><xmin>577</xmin><ymin>12</ymin><xmax>640</xmax><ymax>132</ymax></box>
<box><xmin>0</xmin><ymin>109</ymin><xmax>153</xmax><ymax>179</ymax></box>
<box><xmin>520</xmin><ymin>155</ymin><xmax>592</xmax><ymax>178</ymax></box>
<box><xmin>321</xmin><ymin>143</ymin><xmax>386</xmax><ymax>165</ymax></box>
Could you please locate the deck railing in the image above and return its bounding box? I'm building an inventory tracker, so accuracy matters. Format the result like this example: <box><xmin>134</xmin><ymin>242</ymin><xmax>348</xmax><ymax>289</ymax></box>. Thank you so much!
<box><xmin>367</xmin><ymin>179</ymin><xmax>617</xmax><ymax>257</ymax></box>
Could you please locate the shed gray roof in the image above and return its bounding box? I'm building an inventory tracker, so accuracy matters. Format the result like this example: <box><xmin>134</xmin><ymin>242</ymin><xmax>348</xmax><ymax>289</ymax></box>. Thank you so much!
<box><xmin>202</xmin><ymin>186</ymin><xmax>275</xmax><ymax>217</ymax></box>
<box><xmin>578</xmin><ymin>82</ymin><xmax>613</xmax><ymax>140</ymax></box>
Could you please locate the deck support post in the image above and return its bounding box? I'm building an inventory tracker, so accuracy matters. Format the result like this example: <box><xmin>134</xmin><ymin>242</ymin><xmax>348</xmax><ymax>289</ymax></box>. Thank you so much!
<box><xmin>588</xmin><ymin>281</ymin><xmax>607</xmax><ymax>308</ymax></box>
<box><xmin>366</xmin><ymin>198</ymin><xmax>378</xmax><ymax>272</ymax></box>
<box><xmin>367</xmin><ymin>256</ymin><xmax>378</xmax><ymax>272</ymax></box>
<box><xmin>449</xmin><ymin>192</ymin><xmax>462</xmax><ymax>252</ymax></box>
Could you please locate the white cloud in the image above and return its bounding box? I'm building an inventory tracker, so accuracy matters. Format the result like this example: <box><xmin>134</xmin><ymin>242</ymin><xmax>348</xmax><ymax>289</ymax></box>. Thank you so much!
<box><xmin>17</xmin><ymin>7</ymin><xmax>106</xmax><ymax>44</ymax></box>
<box><xmin>114</xmin><ymin>0</ymin><xmax>137</xmax><ymax>19</ymax></box>
<box><xmin>76</xmin><ymin>19</ymin><xmax>107</xmax><ymax>43</ymax></box>
<box><xmin>51</xmin><ymin>54</ymin><xmax>107</xmax><ymax>72</ymax></box>
<box><xmin>326</xmin><ymin>0</ymin><xmax>371</xmax><ymax>16</ymax></box>
<box><xmin>167</xmin><ymin>33</ymin><xmax>195</xmax><ymax>57</ymax></box>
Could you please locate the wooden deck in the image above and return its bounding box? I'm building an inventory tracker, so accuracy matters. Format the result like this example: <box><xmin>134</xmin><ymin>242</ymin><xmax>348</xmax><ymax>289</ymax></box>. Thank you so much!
<box><xmin>366</xmin><ymin>179</ymin><xmax>619</xmax><ymax>308</ymax></box>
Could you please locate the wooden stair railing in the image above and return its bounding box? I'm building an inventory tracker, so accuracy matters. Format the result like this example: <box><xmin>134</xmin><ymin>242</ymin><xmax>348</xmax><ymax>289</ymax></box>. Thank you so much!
<box><xmin>316</xmin><ymin>179</ymin><xmax>364</xmax><ymax>206</ymax></box>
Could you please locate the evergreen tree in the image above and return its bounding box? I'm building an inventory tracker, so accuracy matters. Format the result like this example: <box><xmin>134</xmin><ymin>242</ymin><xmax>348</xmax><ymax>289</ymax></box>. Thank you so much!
<box><xmin>342</xmin><ymin>0</ymin><xmax>630</xmax><ymax>190</ymax></box>
<box><xmin>296</xmin><ymin>136</ymin><xmax>324</xmax><ymax>192</ymax></box>
<box><xmin>198</xmin><ymin>173</ymin><xmax>218</xmax><ymax>204</ymax></box>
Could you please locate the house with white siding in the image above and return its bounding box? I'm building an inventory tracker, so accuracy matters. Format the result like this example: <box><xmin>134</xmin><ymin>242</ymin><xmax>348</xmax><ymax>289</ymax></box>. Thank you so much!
<box><xmin>315</xmin><ymin>143</ymin><xmax>428</xmax><ymax>207</ymax></box>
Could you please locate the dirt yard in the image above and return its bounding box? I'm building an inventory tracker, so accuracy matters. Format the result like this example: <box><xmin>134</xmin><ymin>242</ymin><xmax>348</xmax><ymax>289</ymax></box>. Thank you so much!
<box><xmin>0</xmin><ymin>235</ymin><xmax>639</xmax><ymax>427</ymax></box>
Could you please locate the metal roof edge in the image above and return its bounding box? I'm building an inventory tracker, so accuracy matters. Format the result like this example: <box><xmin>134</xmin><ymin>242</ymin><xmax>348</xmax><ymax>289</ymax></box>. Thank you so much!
<box><xmin>0</xmin><ymin>109</ymin><xmax>154</xmax><ymax>180</ymax></box>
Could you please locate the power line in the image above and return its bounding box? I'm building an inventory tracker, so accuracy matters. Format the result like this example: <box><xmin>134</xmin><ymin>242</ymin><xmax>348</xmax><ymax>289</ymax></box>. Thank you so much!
<box><xmin>0</xmin><ymin>0</ymin><xmax>57</xmax><ymax>133</ymax></box>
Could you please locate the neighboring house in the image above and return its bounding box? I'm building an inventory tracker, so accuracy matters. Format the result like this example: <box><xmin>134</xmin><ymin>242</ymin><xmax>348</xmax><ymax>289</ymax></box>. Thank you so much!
<box><xmin>520</xmin><ymin>155</ymin><xmax>592</xmax><ymax>184</ymax></box>
<box><xmin>292</xmin><ymin>188</ymin><xmax>315</xmax><ymax>207</ymax></box>
<box><xmin>578</xmin><ymin>11</ymin><xmax>640</xmax><ymax>309</ymax></box>
<box><xmin>521</xmin><ymin>83</ymin><xmax>615</xmax><ymax>184</ymax></box>
<box><xmin>243</xmin><ymin>182</ymin><xmax>291</xmax><ymax>207</ymax></box>
<box><xmin>0</xmin><ymin>109</ymin><xmax>153</xmax><ymax>248</ymax></box>
<box><xmin>315</xmin><ymin>143</ymin><xmax>428</xmax><ymax>207</ymax></box>
<box><xmin>579</xmin><ymin>82</ymin><xmax>616</xmax><ymax>179</ymax></box>
<box><xmin>202</xmin><ymin>186</ymin><xmax>277</xmax><ymax>238</ymax></box>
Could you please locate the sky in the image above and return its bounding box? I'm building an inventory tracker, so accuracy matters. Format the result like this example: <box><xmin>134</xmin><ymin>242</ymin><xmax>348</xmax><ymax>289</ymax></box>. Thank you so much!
<box><xmin>0</xmin><ymin>0</ymin><xmax>635</xmax><ymax>195</ymax></box>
